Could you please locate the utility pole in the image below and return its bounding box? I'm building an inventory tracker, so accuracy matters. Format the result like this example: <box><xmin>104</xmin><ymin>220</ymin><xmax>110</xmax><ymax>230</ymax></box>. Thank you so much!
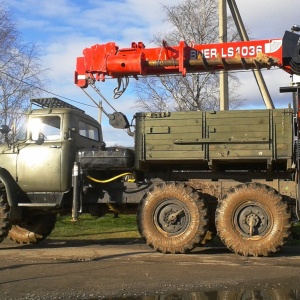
<box><xmin>219</xmin><ymin>0</ymin><xmax>229</xmax><ymax>110</ymax></box>
<box><xmin>226</xmin><ymin>0</ymin><xmax>274</xmax><ymax>109</ymax></box>
<box><xmin>98</xmin><ymin>100</ymin><xmax>102</xmax><ymax>124</ymax></box>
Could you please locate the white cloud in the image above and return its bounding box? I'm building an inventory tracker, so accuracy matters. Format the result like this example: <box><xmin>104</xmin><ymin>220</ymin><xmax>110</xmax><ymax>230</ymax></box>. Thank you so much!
<box><xmin>237</xmin><ymin>0</ymin><xmax>300</xmax><ymax>39</ymax></box>
<box><xmin>5</xmin><ymin>0</ymin><xmax>300</xmax><ymax>145</ymax></box>
<box><xmin>236</xmin><ymin>68</ymin><xmax>293</xmax><ymax>109</ymax></box>
<box><xmin>8</xmin><ymin>0</ymin><xmax>79</xmax><ymax>18</ymax></box>
<box><xmin>102</xmin><ymin>125</ymin><xmax>134</xmax><ymax>147</ymax></box>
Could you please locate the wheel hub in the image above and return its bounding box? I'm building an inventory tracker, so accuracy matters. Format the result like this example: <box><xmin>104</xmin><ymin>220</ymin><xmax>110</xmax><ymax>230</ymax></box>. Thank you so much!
<box><xmin>166</xmin><ymin>209</ymin><xmax>184</xmax><ymax>224</ymax></box>
<box><xmin>246</xmin><ymin>213</ymin><xmax>259</xmax><ymax>227</ymax></box>
<box><xmin>234</xmin><ymin>203</ymin><xmax>270</xmax><ymax>237</ymax></box>
<box><xmin>155</xmin><ymin>199</ymin><xmax>190</xmax><ymax>235</ymax></box>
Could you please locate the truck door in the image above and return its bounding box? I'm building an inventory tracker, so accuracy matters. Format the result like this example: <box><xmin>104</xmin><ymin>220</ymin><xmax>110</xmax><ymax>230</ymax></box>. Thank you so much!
<box><xmin>16</xmin><ymin>115</ymin><xmax>62</xmax><ymax>192</ymax></box>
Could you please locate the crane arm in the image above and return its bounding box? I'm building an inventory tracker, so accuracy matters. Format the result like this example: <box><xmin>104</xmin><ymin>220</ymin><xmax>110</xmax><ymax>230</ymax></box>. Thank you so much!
<box><xmin>75</xmin><ymin>31</ymin><xmax>300</xmax><ymax>89</ymax></box>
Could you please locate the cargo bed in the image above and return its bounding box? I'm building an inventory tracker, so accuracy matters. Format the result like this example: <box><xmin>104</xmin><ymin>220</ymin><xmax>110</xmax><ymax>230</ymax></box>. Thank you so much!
<box><xmin>134</xmin><ymin>109</ymin><xmax>295</xmax><ymax>171</ymax></box>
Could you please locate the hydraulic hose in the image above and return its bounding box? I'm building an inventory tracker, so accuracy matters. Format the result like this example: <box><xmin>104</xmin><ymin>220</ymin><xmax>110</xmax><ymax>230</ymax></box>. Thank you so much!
<box><xmin>87</xmin><ymin>172</ymin><xmax>135</xmax><ymax>183</ymax></box>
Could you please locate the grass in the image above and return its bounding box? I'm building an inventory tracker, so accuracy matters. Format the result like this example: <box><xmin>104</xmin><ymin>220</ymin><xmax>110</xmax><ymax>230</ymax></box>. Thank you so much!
<box><xmin>289</xmin><ymin>221</ymin><xmax>300</xmax><ymax>245</ymax></box>
<box><xmin>49</xmin><ymin>213</ymin><xmax>140</xmax><ymax>241</ymax></box>
<box><xmin>49</xmin><ymin>213</ymin><xmax>300</xmax><ymax>246</ymax></box>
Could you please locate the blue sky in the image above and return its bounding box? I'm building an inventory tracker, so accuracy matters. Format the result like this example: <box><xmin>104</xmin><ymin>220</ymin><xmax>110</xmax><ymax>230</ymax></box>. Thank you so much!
<box><xmin>5</xmin><ymin>0</ymin><xmax>300</xmax><ymax>146</ymax></box>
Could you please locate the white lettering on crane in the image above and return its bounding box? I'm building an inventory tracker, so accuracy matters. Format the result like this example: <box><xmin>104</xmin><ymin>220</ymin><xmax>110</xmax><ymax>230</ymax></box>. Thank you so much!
<box><xmin>190</xmin><ymin>45</ymin><xmax>264</xmax><ymax>60</ymax></box>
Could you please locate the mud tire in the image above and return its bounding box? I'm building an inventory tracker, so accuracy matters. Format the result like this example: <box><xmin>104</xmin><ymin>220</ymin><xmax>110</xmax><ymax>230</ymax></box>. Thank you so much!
<box><xmin>200</xmin><ymin>194</ymin><xmax>217</xmax><ymax>246</ymax></box>
<box><xmin>8</xmin><ymin>213</ymin><xmax>57</xmax><ymax>244</ymax></box>
<box><xmin>0</xmin><ymin>192</ymin><xmax>11</xmax><ymax>243</ymax></box>
<box><xmin>137</xmin><ymin>182</ymin><xmax>208</xmax><ymax>254</ymax></box>
<box><xmin>218</xmin><ymin>289</ymin><xmax>295</xmax><ymax>300</ymax></box>
<box><xmin>216</xmin><ymin>183</ymin><xmax>291</xmax><ymax>256</ymax></box>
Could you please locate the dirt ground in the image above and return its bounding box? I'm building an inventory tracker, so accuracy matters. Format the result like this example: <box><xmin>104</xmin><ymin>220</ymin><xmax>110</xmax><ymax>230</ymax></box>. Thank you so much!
<box><xmin>0</xmin><ymin>238</ymin><xmax>300</xmax><ymax>300</ymax></box>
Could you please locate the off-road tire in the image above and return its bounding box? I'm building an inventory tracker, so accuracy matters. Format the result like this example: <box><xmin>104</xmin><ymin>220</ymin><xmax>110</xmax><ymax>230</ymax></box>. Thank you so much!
<box><xmin>0</xmin><ymin>192</ymin><xmax>11</xmax><ymax>243</ymax></box>
<box><xmin>8</xmin><ymin>213</ymin><xmax>57</xmax><ymax>244</ymax></box>
<box><xmin>218</xmin><ymin>289</ymin><xmax>295</xmax><ymax>300</ymax></box>
<box><xmin>137</xmin><ymin>182</ymin><xmax>208</xmax><ymax>254</ymax></box>
<box><xmin>216</xmin><ymin>182</ymin><xmax>291</xmax><ymax>256</ymax></box>
<box><xmin>200</xmin><ymin>194</ymin><xmax>217</xmax><ymax>246</ymax></box>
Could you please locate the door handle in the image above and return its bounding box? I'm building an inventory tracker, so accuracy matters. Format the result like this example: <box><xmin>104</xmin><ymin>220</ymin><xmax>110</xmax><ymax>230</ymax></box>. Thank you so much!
<box><xmin>50</xmin><ymin>145</ymin><xmax>61</xmax><ymax>148</ymax></box>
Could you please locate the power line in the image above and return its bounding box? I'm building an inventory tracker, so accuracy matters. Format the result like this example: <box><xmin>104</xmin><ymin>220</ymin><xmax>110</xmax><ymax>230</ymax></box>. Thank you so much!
<box><xmin>0</xmin><ymin>66</ymin><xmax>284</xmax><ymax>110</ymax></box>
<box><xmin>0</xmin><ymin>70</ymin><xmax>98</xmax><ymax>109</ymax></box>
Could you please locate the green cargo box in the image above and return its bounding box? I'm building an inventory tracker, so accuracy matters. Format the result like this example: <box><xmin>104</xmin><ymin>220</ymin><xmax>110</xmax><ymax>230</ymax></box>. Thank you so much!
<box><xmin>134</xmin><ymin>109</ymin><xmax>294</xmax><ymax>171</ymax></box>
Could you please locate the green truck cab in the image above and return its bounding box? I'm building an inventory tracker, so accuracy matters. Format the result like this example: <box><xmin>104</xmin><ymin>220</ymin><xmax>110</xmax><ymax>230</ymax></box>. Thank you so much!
<box><xmin>0</xmin><ymin>98</ymin><xmax>106</xmax><ymax>243</ymax></box>
<box><xmin>0</xmin><ymin>98</ymin><xmax>103</xmax><ymax>192</ymax></box>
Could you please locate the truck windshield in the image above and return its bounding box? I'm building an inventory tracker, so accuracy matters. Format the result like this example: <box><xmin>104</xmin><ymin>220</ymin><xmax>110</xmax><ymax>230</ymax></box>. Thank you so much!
<box><xmin>29</xmin><ymin>116</ymin><xmax>61</xmax><ymax>141</ymax></box>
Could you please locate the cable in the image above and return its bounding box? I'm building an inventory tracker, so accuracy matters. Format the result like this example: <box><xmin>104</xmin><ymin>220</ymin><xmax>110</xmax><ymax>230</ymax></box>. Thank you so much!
<box><xmin>0</xmin><ymin>65</ymin><xmax>284</xmax><ymax>114</ymax></box>
<box><xmin>0</xmin><ymin>70</ymin><xmax>97</xmax><ymax>109</ymax></box>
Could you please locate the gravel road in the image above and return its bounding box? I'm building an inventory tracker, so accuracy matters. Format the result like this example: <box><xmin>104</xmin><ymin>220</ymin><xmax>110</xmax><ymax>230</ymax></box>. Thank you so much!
<box><xmin>0</xmin><ymin>238</ymin><xmax>300</xmax><ymax>299</ymax></box>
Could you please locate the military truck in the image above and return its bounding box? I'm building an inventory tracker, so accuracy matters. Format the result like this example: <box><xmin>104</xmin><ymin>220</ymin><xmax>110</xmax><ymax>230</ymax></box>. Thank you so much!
<box><xmin>1</xmin><ymin>30</ymin><xmax>300</xmax><ymax>257</ymax></box>
<box><xmin>0</xmin><ymin>96</ymin><xmax>297</xmax><ymax>257</ymax></box>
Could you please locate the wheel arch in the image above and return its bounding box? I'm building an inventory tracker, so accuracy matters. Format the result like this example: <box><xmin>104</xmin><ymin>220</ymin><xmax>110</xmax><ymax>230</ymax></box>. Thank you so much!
<box><xmin>0</xmin><ymin>167</ymin><xmax>28</xmax><ymax>218</ymax></box>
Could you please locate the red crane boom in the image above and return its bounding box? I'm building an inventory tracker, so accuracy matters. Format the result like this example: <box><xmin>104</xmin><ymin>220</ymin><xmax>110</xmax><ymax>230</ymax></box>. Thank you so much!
<box><xmin>75</xmin><ymin>31</ymin><xmax>300</xmax><ymax>89</ymax></box>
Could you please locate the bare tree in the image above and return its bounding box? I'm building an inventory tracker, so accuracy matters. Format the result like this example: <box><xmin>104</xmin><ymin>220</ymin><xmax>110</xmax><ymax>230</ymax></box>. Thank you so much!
<box><xmin>134</xmin><ymin>0</ymin><xmax>244</xmax><ymax>112</ymax></box>
<box><xmin>0</xmin><ymin>3</ymin><xmax>46</xmax><ymax>132</ymax></box>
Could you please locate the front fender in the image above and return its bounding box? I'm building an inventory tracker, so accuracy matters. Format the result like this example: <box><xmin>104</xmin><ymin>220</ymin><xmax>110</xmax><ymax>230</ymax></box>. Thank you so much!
<box><xmin>0</xmin><ymin>167</ymin><xmax>28</xmax><ymax>219</ymax></box>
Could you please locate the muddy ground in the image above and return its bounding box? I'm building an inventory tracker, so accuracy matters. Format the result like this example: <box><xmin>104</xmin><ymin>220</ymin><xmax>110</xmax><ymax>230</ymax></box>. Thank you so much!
<box><xmin>0</xmin><ymin>238</ymin><xmax>300</xmax><ymax>299</ymax></box>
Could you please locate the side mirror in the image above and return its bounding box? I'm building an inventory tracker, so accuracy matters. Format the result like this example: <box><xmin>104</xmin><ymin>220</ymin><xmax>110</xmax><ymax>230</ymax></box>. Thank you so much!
<box><xmin>0</xmin><ymin>125</ymin><xmax>11</xmax><ymax>144</ymax></box>
<box><xmin>0</xmin><ymin>125</ymin><xmax>10</xmax><ymax>134</ymax></box>
<box><xmin>35</xmin><ymin>133</ymin><xmax>45</xmax><ymax>145</ymax></box>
